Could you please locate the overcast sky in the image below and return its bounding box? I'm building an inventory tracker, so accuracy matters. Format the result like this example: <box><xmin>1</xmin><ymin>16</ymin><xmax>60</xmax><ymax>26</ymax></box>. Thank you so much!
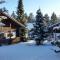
<box><xmin>0</xmin><ymin>0</ymin><xmax>60</xmax><ymax>16</ymax></box>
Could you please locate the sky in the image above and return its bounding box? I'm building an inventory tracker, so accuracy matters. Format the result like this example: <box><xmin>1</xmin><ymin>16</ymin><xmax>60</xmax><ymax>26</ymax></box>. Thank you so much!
<box><xmin>0</xmin><ymin>0</ymin><xmax>60</xmax><ymax>17</ymax></box>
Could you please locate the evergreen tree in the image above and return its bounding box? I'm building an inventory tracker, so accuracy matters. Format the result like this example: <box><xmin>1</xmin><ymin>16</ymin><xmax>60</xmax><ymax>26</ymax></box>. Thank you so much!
<box><xmin>24</xmin><ymin>13</ymin><xmax>28</xmax><ymax>23</ymax></box>
<box><xmin>28</xmin><ymin>13</ymin><xmax>35</xmax><ymax>23</ymax></box>
<box><xmin>34</xmin><ymin>9</ymin><xmax>46</xmax><ymax>45</ymax></box>
<box><xmin>2</xmin><ymin>7</ymin><xmax>8</xmax><ymax>13</ymax></box>
<box><xmin>17</xmin><ymin>0</ymin><xmax>27</xmax><ymax>42</ymax></box>
<box><xmin>11</xmin><ymin>11</ymin><xmax>16</xmax><ymax>18</ymax></box>
<box><xmin>0</xmin><ymin>7</ymin><xmax>8</xmax><ymax>13</ymax></box>
<box><xmin>51</xmin><ymin>12</ymin><xmax>57</xmax><ymax>25</ymax></box>
<box><xmin>0</xmin><ymin>0</ymin><xmax>5</xmax><ymax>4</ymax></box>
<box><xmin>44</xmin><ymin>14</ymin><xmax>50</xmax><ymax>27</ymax></box>
<box><xmin>24</xmin><ymin>13</ymin><xmax>28</xmax><ymax>19</ymax></box>
<box><xmin>17</xmin><ymin>0</ymin><xmax>24</xmax><ymax>24</ymax></box>
<box><xmin>0</xmin><ymin>0</ymin><xmax>7</xmax><ymax>12</ymax></box>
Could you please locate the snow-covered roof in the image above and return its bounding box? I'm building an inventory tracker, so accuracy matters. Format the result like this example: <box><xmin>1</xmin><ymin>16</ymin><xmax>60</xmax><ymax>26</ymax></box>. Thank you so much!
<box><xmin>53</xmin><ymin>26</ymin><xmax>60</xmax><ymax>30</ymax></box>
<box><xmin>48</xmin><ymin>22</ymin><xmax>60</xmax><ymax>29</ymax></box>
<box><xmin>0</xmin><ymin>22</ymin><xmax>5</xmax><ymax>26</ymax></box>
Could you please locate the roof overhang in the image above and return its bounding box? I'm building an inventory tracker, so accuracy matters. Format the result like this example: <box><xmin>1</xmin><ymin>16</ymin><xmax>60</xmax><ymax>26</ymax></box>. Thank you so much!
<box><xmin>0</xmin><ymin>12</ymin><xmax>25</xmax><ymax>28</ymax></box>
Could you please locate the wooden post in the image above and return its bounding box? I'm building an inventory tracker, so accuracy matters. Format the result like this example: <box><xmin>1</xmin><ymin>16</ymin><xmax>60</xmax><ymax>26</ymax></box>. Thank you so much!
<box><xmin>1</xmin><ymin>26</ymin><xmax>3</xmax><ymax>32</ymax></box>
<box><xmin>55</xmin><ymin>29</ymin><xmax>56</xmax><ymax>41</ymax></box>
<box><xmin>10</xmin><ymin>23</ymin><xmax>11</xmax><ymax>31</ymax></box>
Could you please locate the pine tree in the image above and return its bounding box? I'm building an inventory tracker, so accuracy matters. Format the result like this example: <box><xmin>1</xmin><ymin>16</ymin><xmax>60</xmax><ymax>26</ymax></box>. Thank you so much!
<box><xmin>17</xmin><ymin>0</ymin><xmax>24</xmax><ymax>24</ymax></box>
<box><xmin>11</xmin><ymin>11</ymin><xmax>16</xmax><ymax>18</ymax></box>
<box><xmin>34</xmin><ymin>9</ymin><xmax>46</xmax><ymax>45</ymax></box>
<box><xmin>17</xmin><ymin>0</ymin><xmax>27</xmax><ymax>42</ymax></box>
<box><xmin>0</xmin><ymin>0</ymin><xmax>5</xmax><ymax>4</ymax></box>
<box><xmin>0</xmin><ymin>0</ymin><xmax>6</xmax><ymax>12</ymax></box>
<box><xmin>24</xmin><ymin>13</ymin><xmax>28</xmax><ymax>23</ymax></box>
<box><xmin>44</xmin><ymin>14</ymin><xmax>50</xmax><ymax>27</ymax></box>
<box><xmin>51</xmin><ymin>12</ymin><xmax>57</xmax><ymax>25</ymax></box>
<box><xmin>28</xmin><ymin>13</ymin><xmax>34</xmax><ymax>23</ymax></box>
<box><xmin>24</xmin><ymin>13</ymin><xmax>28</xmax><ymax>19</ymax></box>
<box><xmin>2</xmin><ymin>7</ymin><xmax>8</xmax><ymax>13</ymax></box>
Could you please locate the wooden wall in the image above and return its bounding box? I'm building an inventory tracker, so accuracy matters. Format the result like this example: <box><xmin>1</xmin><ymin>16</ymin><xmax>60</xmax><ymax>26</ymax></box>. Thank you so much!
<box><xmin>0</xmin><ymin>26</ymin><xmax>16</xmax><ymax>32</ymax></box>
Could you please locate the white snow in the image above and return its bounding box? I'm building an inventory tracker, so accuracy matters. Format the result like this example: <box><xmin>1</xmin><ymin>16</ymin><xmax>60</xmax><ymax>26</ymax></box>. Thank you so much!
<box><xmin>53</xmin><ymin>26</ymin><xmax>60</xmax><ymax>30</ymax></box>
<box><xmin>23</xmin><ymin>40</ymin><xmax>36</xmax><ymax>45</ymax></box>
<box><xmin>43</xmin><ymin>40</ymin><xmax>48</xmax><ymax>44</ymax></box>
<box><xmin>0</xmin><ymin>41</ymin><xmax>60</xmax><ymax>60</ymax></box>
<box><xmin>24</xmin><ymin>40</ymin><xmax>36</xmax><ymax>44</ymax></box>
<box><xmin>0</xmin><ymin>22</ymin><xmax>5</xmax><ymax>26</ymax></box>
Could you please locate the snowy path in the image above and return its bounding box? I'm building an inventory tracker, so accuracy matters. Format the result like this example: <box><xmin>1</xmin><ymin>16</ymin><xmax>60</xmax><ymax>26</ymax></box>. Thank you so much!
<box><xmin>0</xmin><ymin>42</ymin><xmax>60</xmax><ymax>60</ymax></box>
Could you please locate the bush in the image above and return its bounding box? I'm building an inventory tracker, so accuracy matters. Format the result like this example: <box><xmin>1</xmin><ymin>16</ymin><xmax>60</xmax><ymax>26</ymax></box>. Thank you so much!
<box><xmin>51</xmin><ymin>41</ymin><xmax>55</xmax><ymax>45</ymax></box>
<box><xmin>55</xmin><ymin>41</ymin><xmax>60</xmax><ymax>47</ymax></box>
<box><xmin>51</xmin><ymin>41</ymin><xmax>60</xmax><ymax>47</ymax></box>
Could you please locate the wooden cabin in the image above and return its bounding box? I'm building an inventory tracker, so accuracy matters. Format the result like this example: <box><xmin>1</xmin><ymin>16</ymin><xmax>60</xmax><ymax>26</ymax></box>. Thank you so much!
<box><xmin>0</xmin><ymin>11</ymin><xmax>25</xmax><ymax>43</ymax></box>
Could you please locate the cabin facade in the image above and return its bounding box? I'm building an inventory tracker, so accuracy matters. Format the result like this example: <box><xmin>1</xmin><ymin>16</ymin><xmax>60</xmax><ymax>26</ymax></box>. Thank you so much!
<box><xmin>0</xmin><ymin>11</ymin><xmax>25</xmax><ymax>43</ymax></box>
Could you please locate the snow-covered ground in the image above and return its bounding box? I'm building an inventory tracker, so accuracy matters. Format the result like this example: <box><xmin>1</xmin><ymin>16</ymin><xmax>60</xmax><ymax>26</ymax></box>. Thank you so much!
<box><xmin>0</xmin><ymin>41</ymin><xmax>60</xmax><ymax>60</ymax></box>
